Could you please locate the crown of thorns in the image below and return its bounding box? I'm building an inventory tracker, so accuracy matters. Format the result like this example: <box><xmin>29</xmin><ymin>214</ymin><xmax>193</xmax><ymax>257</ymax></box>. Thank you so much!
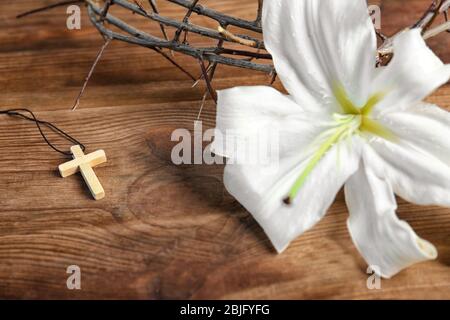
<box><xmin>18</xmin><ymin>0</ymin><xmax>450</xmax><ymax>110</ymax></box>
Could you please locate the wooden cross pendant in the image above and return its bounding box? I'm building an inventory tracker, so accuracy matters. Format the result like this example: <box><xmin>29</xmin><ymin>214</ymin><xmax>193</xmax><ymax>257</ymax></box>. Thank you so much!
<box><xmin>58</xmin><ymin>145</ymin><xmax>107</xmax><ymax>200</ymax></box>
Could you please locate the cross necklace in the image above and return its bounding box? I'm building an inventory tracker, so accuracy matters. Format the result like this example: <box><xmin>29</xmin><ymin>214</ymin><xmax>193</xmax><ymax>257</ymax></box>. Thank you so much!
<box><xmin>0</xmin><ymin>109</ymin><xmax>107</xmax><ymax>201</ymax></box>
<box><xmin>59</xmin><ymin>145</ymin><xmax>107</xmax><ymax>200</ymax></box>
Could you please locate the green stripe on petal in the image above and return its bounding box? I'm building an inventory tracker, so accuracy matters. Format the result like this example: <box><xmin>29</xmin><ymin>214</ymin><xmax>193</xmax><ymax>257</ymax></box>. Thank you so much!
<box><xmin>333</xmin><ymin>83</ymin><xmax>361</xmax><ymax>115</ymax></box>
<box><xmin>285</xmin><ymin>118</ymin><xmax>357</xmax><ymax>204</ymax></box>
<box><xmin>360</xmin><ymin>117</ymin><xmax>397</xmax><ymax>142</ymax></box>
<box><xmin>361</xmin><ymin>92</ymin><xmax>385</xmax><ymax>116</ymax></box>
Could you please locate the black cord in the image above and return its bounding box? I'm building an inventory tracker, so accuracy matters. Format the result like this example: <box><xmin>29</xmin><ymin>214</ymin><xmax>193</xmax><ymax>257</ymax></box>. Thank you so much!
<box><xmin>0</xmin><ymin>109</ymin><xmax>86</xmax><ymax>157</ymax></box>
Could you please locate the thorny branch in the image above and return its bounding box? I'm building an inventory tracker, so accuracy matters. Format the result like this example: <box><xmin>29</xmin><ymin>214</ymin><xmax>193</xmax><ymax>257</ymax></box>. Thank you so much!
<box><xmin>378</xmin><ymin>0</ymin><xmax>450</xmax><ymax>61</ymax></box>
<box><xmin>17</xmin><ymin>0</ymin><xmax>450</xmax><ymax>110</ymax></box>
<box><xmin>84</xmin><ymin>0</ymin><xmax>272</xmax><ymax>109</ymax></box>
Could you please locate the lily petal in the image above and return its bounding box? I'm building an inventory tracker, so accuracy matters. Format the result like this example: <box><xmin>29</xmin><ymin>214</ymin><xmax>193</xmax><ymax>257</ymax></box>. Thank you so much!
<box><xmin>380</xmin><ymin>103</ymin><xmax>450</xmax><ymax>165</ymax></box>
<box><xmin>224</xmin><ymin>138</ymin><xmax>362</xmax><ymax>253</ymax></box>
<box><xmin>371</xmin><ymin>29</ymin><xmax>450</xmax><ymax>115</ymax></box>
<box><xmin>211</xmin><ymin>86</ymin><xmax>331</xmax><ymax>161</ymax></box>
<box><xmin>365</xmin><ymin>139</ymin><xmax>450</xmax><ymax>207</ymax></box>
<box><xmin>345</xmin><ymin>160</ymin><xmax>437</xmax><ymax>278</ymax></box>
<box><xmin>262</xmin><ymin>0</ymin><xmax>376</xmax><ymax>110</ymax></box>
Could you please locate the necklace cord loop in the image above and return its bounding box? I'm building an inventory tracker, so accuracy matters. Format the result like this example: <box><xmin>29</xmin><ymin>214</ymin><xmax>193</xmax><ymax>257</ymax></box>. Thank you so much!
<box><xmin>0</xmin><ymin>108</ymin><xmax>85</xmax><ymax>157</ymax></box>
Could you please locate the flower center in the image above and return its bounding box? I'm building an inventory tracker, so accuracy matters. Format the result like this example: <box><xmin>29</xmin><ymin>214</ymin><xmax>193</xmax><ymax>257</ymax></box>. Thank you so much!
<box><xmin>334</xmin><ymin>84</ymin><xmax>394</xmax><ymax>140</ymax></box>
<box><xmin>283</xmin><ymin>84</ymin><xmax>394</xmax><ymax>205</ymax></box>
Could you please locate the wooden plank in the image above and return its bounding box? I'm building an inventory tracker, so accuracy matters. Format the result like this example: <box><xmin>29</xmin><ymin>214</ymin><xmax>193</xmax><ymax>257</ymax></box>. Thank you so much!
<box><xmin>0</xmin><ymin>0</ymin><xmax>449</xmax><ymax>299</ymax></box>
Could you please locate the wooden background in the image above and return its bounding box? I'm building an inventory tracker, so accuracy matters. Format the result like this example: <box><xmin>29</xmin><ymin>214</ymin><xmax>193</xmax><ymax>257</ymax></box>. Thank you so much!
<box><xmin>0</xmin><ymin>0</ymin><xmax>449</xmax><ymax>299</ymax></box>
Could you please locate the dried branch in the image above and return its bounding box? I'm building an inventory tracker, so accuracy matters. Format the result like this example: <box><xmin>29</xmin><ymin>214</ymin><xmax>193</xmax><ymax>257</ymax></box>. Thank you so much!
<box><xmin>218</xmin><ymin>26</ymin><xmax>258</xmax><ymax>48</ymax></box>
<box><xmin>255</xmin><ymin>0</ymin><xmax>263</xmax><ymax>27</ymax></box>
<box><xmin>413</xmin><ymin>0</ymin><xmax>445</xmax><ymax>30</ymax></box>
<box><xmin>424</xmin><ymin>20</ymin><xmax>450</xmax><ymax>39</ymax></box>
<box><xmin>167</xmin><ymin>0</ymin><xmax>262</xmax><ymax>33</ymax></box>
<box><xmin>86</xmin><ymin>0</ymin><xmax>272</xmax><ymax>73</ymax></box>
<box><xmin>378</xmin><ymin>0</ymin><xmax>450</xmax><ymax>62</ymax></box>
<box><xmin>147</xmin><ymin>0</ymin><xmax>170</xmax><ymax>42</ymax></box>
<box><xmin>100</xmin><ymin>0</ymin><xmax>113</xmax><ymax>21</ymax></box>
<box><xmin>173</xmin><ymin>0</ymin><xmax>199</xmax><ymax>42</ymax></box>
<box><xmin>112</xmin><ymin>0</ymin><xmax>265</xmax><ymax>49</ymax></box>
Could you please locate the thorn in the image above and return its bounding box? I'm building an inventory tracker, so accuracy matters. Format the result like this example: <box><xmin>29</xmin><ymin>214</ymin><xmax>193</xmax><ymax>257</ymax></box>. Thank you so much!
<box><xmin>173</xmin><ymin>0</ymin><xmax>200</xmax><ymax>42</ymax></box>
<box><xmin>133</xmin><ymin>0</ymin><xmax>147</xmax><ymax>13</ymax></box>
<box><xmin>192</xmin><ymin>62</ymin><xmax>213</xmax><ymax>88</ymax></box>
<box><xmin>100</xmin><ymin>0</ymin><xmax>113</xmax><ymax>22</ymax></box>
<box><xmin>147</xmin><ymin>0</ymin><xmax>172</xmax><ymax>55</ymax></box>
<box><xmin>196</xmin><ymin>91</ymin><xmax>208</xmax><ymax>120</ymax></box>
<box><xmin>154</xmin><ymin>48</ymin><xmax>196</xmax><ymax>82</ymax></box>
<box><xmin>197</xmin><ymin>56</ymin><xmax>217</xmax><ymax>103</ymax></box>
<box><xmin>72</xmin><ymin>38</ymin><xmax>112</xmax><ymax>111</ymax></box>
<box><xmin>17</xmin><ymin>0</ymin><xmax>83</xmax><ymax>19</ymax></box>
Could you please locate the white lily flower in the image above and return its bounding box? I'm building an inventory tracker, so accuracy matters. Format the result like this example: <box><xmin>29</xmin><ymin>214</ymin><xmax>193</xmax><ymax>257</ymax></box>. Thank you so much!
<box><xmin>212</xmin><ymin>0</ymin><xmax>450</xmax><ymax>278</ymax></box>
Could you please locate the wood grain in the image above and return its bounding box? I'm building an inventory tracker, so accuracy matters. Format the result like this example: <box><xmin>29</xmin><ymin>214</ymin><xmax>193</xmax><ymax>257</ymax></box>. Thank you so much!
<box><xmin>0</xmin><ymin>0</ymin><xmax>449</xmax><ymax>299</ymax></box>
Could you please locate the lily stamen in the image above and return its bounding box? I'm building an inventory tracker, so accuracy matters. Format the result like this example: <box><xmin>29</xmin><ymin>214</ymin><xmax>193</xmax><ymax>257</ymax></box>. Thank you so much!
<box><xmin>284</xmin><ymin>114</ymin><xmax>360</xmax><ymax>205</ymax></box>
<box><xmin>284</xmin><ymin>86</ymin><xmax>393</xmax><ymax>205</ymax></box>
